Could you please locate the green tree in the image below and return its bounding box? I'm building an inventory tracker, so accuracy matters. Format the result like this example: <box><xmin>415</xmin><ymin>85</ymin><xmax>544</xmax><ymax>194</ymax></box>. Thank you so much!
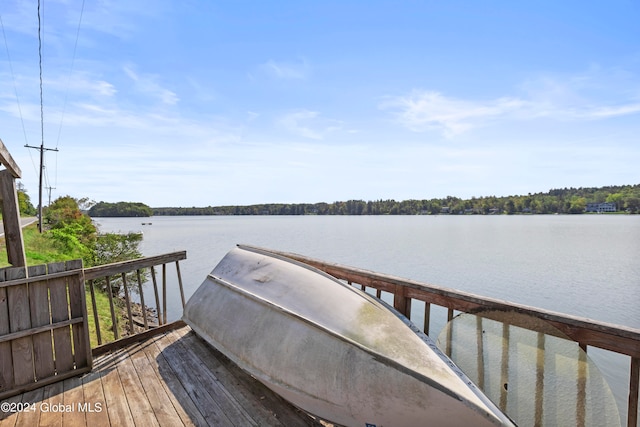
<box><xmin>568</xmin><ymin>196</ymin><xmax>587</xmax><ymax>214</ymax></box>
<box><xmin>89</xmin><ymin>201</ymin><xmax>153</xmax><ymax>217</ymax></box>
<box><xmin>44</xmin><ymin>196</ymin><xmax>98</xmax><ymax>263</ymax></box>
<box><xmin>17</xmin><ymin>189</ymin><xmax>37</xmax><ymax>216</ymax></box>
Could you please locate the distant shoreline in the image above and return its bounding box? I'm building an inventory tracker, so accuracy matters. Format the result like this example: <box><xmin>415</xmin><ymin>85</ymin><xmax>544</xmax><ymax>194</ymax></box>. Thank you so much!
<box><xmin>88</xmin><ymin>184</ymin><xmax>640</xmax><ymax>217</ymax></box>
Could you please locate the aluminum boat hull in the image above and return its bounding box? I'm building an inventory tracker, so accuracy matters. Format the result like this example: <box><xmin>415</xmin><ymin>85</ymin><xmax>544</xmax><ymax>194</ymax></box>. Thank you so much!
<box><xmin>183</xmin><ymin>245</ymin><xmax>514</xmax><ymax>427</ymax></box>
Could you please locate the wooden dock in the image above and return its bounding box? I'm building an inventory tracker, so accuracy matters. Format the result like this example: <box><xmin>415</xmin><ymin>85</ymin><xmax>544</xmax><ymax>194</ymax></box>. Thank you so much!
<box><xmin>0</xmin><ymin>325</ymin><xmax>325</xmax><ymax>427</ymax></box>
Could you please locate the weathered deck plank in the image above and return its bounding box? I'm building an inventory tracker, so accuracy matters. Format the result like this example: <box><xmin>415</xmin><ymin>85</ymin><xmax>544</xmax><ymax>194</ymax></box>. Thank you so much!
<box><xmin>63</xmin><ymin>376</ymin><xmax>87</xmax><ymax>427</ymax></box>
<box><xmin>80</xmin><ymin>370</ymin><xmax>110</xmax><ymax>427</ymax></box>
<box><xmin>0</xmin><ymin>326</ymin><xmax>325</xmax><ymax>427</ymax></box>
<box><xmin>152</xmin><ymin>329</ymin><xmax>237</xmax><ymax>426</ymax></box>
<box><xmin>141</xmin><ymin>335</ymin><xmax>203</xmax><ymax>427</ymax></box>
<box><xmin>127</xmin><ymin>338</ymin><xmax>185</xmax><ymax>427</ymax></box>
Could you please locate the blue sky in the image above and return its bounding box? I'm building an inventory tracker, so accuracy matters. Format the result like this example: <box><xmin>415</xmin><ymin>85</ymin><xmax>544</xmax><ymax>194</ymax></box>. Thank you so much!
<box><xmin>0</xmin><ymin>1</ymin><xmax>638</xmax><ymax>207</ymax></box>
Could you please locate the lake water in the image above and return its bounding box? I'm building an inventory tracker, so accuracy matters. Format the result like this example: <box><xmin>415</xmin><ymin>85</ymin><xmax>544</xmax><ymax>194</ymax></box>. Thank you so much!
<box><xmin>94</xmin><ymin>214</ymin><xmax>640</xmax><ymax>422</ymax></box>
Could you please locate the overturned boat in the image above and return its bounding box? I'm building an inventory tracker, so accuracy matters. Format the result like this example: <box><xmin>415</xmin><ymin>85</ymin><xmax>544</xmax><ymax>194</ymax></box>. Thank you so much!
<box><xmin>183</xmin><ymin>245</ymin><xmax>515</xmax><ymax>427</ymax></box>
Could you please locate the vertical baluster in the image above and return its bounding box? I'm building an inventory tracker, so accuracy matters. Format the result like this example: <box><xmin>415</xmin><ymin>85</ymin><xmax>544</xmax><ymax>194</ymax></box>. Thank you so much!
<box><xmin>500</xmin><ymin>323</ymin><xmax>510</xmax><ymax>411</ymax></box>
<box><xmin>476</xmin><ymin>316</ymin><xmax>485</xmax><ymax>389</ymax></box>
<box><xmin>535</xmin><ymin>332</ymin><xmax>545</xmax><ymax>426</ymax></box>
<box><xmin>175</xmin><ymin>261</ymin><xmax>186</xmax><ymax>309</ymax></box>
<box><xmin>445</xmin><ymin>310</ymin><xmax>453</xmax><ymax>357</ymax></box>
<box><xmin>162</xmin><ymin>264</ymin><xmax>167</xmax><ymax>324</ymax></box>
<box><xmin>628</xmin><ymin>357</ymin><xmax>639</xmax><ymax>427</ymax></box>
<box><xmin>106</xmin><ymin>276</ymin><xmax>119</xmax><ymax>340</ymax></box>
<box><xmin>423</xmin><ymin>302</ymin><xmax>431</xmax><ymax>335</ymax></box>
<box><xmin>136</xmin><ymin>270</ymin><xmax>148</xmax><ymax>330</ymax></box>
<box><xmin>150</xmin><ymin>266</ymin><xmax>162</xmax><ymax>326</ymax></box>
<box><xmin>88</xmin><ymin>279</ymin><xmax>102</xmax><ymax>345</ymax></box>
<box><xmin>577</xmin><ymin>344</ymin><xmax>587</xmax><ymax>427</ymax></box>
<box><xmin>122</xmin><ymin>272</ymin><xmax>134</xmax><ymax>335</ymax></box>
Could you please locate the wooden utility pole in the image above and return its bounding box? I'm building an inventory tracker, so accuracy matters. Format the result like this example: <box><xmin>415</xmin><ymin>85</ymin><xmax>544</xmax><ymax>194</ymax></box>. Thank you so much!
<box><xmin>25</xmin><ymin>143</ymin><xmax>58</xmax><ymax>232</ymax></box>
<box><xmin>0</xmin><ymin>138</ymin><xmax>27</xmax><ymax>267</ymax></box>
<box><xmin>46</xmin><ymin>186</ymin><xmax>56</xmax><ymax>206</ymax></box>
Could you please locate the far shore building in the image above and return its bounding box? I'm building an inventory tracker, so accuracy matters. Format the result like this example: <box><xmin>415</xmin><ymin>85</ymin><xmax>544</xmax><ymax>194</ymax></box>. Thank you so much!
<box><xmin>585</xmin><ymin>202</ymin><xmax>617</xmax><ymax>213</ymax></box>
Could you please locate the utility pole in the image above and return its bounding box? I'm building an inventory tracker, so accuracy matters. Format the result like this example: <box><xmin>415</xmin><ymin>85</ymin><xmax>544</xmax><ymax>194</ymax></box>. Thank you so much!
<box><xmin>25</xmin><ymin>143</ymin><xmax>58</xmax><ymax>232</ymax></box>
<box><xmin>46</xmin><ymin>186</ymin><xmax>56</xmax><ymax>206</ymax></box>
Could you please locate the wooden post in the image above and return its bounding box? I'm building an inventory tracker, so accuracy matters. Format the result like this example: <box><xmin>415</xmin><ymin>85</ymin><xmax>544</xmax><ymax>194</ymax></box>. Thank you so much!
<box><xmin>0</xmin><ymin>170</ymin><xmax>27</xmax><ymax>267</ymax></box>
<box><xmin>0</xmin><ymin>139</ymin><xmax>23</xmax><ymax>179</ymax></box>
<box><xmin>393</xmin><ymin>284</ymin><xmax>411</xmax><ymax>318</ymax></box>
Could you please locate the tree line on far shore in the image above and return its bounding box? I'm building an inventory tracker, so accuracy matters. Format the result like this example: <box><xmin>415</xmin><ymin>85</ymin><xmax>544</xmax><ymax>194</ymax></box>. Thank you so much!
<box><xmin>89</xmin><ymin>201</ymin><xmax>153</xmax><ymax>217</ymax></box>
<box><xmin>148</xmin><ymin>184</ymin><xmax>640</xmax><ymax>216</ymax></box>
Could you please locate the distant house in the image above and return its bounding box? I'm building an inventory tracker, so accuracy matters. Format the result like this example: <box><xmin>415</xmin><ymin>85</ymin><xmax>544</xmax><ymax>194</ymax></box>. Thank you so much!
<box><xmin>440</xmin><ymin>206</ymin><xmax>450</xmax><ymax>214</ymax></box>
<box><xmin>585</xmin><ymin>202</ymin><xmax>616</xmax><ymax>213</ymax></box>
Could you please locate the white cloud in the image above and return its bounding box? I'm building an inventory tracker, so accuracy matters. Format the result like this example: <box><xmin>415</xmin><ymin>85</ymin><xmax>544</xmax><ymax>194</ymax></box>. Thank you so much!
<box><xmin>383</xmin><ymin>67</ymin><xmax>640</xmax><ymax>137</ymax></box>
<box><xmin>259</xmin><ymin>59</ymin><xmax>309</xmax><ymax>80</ymax></box>
<box><xmin>585</xmin><ymin>104</ymin><xmax>640</xmax><ymax>118</ymax></box>
<box><xmin>277</xmin><ymin>109</ymin><xmax>345</xmax><ymax>140</ymax></box>
<box><xmin>278</xmin><ymin>110</ymin><xmax>323</xmax><ymax>139</ymax></box>
<box><xmin>123</xmin><ymin>66</ymin><xmax>179</xmax><ymax>105</ymax></box>
<box><xmin>78</xmin><ymin>0</ymin><xmax>168</xmax><ymax>40</ymax></box>
<box><xmin>381</xmin><ymin>91</ymin><xmax>524</xmax><ymax>136</ymax></box>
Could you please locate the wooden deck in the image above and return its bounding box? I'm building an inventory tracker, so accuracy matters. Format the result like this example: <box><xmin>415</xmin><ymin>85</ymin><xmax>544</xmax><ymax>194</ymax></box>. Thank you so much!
<box><xmin>0</xmin><ymin>326</ymin><xmax>325</xmax><ymax>427</ymax></box>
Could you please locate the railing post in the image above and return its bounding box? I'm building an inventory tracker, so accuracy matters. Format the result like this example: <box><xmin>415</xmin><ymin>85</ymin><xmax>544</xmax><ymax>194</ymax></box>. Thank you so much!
<box><xmin>393</xmin><ymin>285</ymin><xmax>411</xmax><ymax>318</ymax></box>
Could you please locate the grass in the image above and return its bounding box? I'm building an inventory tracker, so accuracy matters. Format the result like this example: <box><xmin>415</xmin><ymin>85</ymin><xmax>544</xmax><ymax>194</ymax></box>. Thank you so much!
<box><xmin>1</xmin><ymin>223</ymin><xmax>122</xmax><ymax>348</ymax></box>
<box><xmin>0</xmin><ymin>224</ymin><xmax>75</xmax><ymax>266</ymax></box>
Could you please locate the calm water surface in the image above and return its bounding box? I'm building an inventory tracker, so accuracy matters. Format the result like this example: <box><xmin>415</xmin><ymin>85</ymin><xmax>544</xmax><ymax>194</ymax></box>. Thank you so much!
<box><xmin>95</xmin><ymin>214</ymin><xmax>640</xmax><ymax>421</ymax></box>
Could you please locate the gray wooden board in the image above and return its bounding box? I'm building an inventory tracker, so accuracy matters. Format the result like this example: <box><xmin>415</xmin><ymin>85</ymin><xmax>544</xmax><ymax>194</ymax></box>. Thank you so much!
<box><xmin>27</xmin><ymin>265</ymin><xmax>55</xmax><ymax>381</ymax></box>
<box><xmin>81</xmin><ymin>368</ymin><xmax>110</xmax><ymax>427</ymax></box>
<box><xmin>143</xmin><ymin>334</ymin><xmax>204</xmax><ymax>426</ymax></box>
<box><xmin>115</xmin><ymin>350</ymin><xmax>161</xmax><ymax>427</ymax></box>
<box><xmin>128</xmin><ymin>338</ymin><xmax>188</xmax><ymax>427</ymax></box>
<box><xmin>153</xmin><ymin>331</ymin><xmax>236</xmax><ymax>426</ymax></box>
<box><xmin>182</xmin><ymin>331</ymin><xmax>321</xmax><ymax>427</ymax></box>
<box><xmin>6</xmin><ymin>267</ymin><xmax>33</xmax><ymax>387</ymax></box>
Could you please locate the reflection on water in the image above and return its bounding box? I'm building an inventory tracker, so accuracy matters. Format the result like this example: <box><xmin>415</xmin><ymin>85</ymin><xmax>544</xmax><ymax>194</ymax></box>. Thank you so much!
<box><xmin>436</xmin><ymin>311</ymin><xmax>621</xmax><ymax>427</ymax></box>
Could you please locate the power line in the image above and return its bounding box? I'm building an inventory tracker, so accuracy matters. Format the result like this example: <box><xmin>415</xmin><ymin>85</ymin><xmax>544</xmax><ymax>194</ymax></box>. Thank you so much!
<box><xmin>55</xmin><ymin>0</ymin><xmax>86</xmax><ymax>150</ymax></box>
<box><xmin>0</xmin><ymin>14</ymin><xmax>29</xmax><ymax>146</ymax></box>
<box><xmin>24</xmin><ymin>0</ymin><xmax>59</xmax><ymax>233</ymax></box>
<box><xmin>38</xmin><ymin>0</ymin><xmax>44</xmax><ymax>153</ymax></box>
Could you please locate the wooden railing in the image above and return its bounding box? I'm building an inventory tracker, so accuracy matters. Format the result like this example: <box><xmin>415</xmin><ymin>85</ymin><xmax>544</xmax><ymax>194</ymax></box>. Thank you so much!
<box><xmin>256</xmin><ymin>246</ymin><xmax>640</xmax><ymax>427</ymax></box>
<box><xmin>83</xmin><ymin>251</ymin><xmax>187</xmax><ymax>355</ymax></box>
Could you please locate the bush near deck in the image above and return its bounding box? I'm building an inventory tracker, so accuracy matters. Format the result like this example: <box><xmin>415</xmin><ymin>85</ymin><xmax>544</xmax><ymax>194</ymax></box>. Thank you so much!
<box><xmin>0</xmin><ymin>195</ymin><xmax>145</xmax><ymax>347</ymax></box>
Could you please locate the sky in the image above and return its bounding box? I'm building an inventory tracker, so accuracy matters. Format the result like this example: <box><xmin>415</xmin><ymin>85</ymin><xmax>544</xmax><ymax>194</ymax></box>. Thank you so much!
<box><xmin>0</xmin><ymin>0</ymin><xmax>638</xmax><ymax>208</ymax></box>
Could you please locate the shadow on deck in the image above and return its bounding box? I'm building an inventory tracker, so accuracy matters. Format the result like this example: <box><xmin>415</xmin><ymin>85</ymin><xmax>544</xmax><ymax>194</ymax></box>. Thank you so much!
<box><xmin>0</xmin><ymin>325</ymin><xmax>326</xmax><ymax>427</ymax></box>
